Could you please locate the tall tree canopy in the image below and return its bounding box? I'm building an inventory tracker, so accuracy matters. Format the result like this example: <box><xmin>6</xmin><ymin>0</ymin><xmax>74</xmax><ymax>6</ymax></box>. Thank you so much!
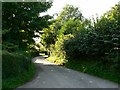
<box><xmin>2</xmin><ymin>2</ymin><xmax>52</xmax><ymax>51</ymax></box>
<box><xmin>41</xmin><ymin>3</ymin><xmax>120</xmax><ymax>69</ymax></box>
<box><xmin>57</xmin><ymin>4</ymin><xmax>83</xmax><ymax>22</ymax></box>
<box><xmin>41</xmin><ymin>5</ymin><xmax>84</xmax><ymax>48</ymax></box>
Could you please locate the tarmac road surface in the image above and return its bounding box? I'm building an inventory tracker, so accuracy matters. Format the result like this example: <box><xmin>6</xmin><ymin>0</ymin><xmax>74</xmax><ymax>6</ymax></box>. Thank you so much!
<box><xmin>17</xmin><ymin>56</ymin><xmax>119</xmax><ymax>88</ymax></box>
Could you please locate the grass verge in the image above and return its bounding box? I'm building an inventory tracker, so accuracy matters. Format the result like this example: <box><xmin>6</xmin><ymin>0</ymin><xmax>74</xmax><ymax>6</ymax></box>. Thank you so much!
<box><xmin>65</xmin><ymin>58</ymin><xmax>120</xmax><ymax>84</ymax></box>
<box><xmin>2</xmin><ymin>63</ymin><xmax>36</xmax><ymax>90</ymax></box>
<box><xmin>2</xmin><ymin>51</ymin><xmax>36</xmax><ymax>90</ymax></box>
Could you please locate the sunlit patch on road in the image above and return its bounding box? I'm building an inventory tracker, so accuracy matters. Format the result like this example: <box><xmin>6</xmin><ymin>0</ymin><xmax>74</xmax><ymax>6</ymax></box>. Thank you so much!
<box><xmin>32</xmin><ymin>56</ymin><xmax>57</xmax><ymax>65</ymax></box>
<box><xmin>89</xmin><ymin>81</ymin><xmax>93</xmax><ymax>83</ymax></box>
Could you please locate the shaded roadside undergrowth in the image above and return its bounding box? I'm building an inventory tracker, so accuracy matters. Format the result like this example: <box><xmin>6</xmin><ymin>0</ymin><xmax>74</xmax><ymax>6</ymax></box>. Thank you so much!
<box><xmin>2</xmin><ymin>51</ymin><xmax>36</xmax><ymax>90</ymax></box>
<box><xmin>64</xmin><ymin>57</ymin><xmax>120</xmax><ymax>84</ymax></box>
<box><xmin>2</xmin><ymin>64</ymin><xmax>35</xmax><ymax>90</ymax></box>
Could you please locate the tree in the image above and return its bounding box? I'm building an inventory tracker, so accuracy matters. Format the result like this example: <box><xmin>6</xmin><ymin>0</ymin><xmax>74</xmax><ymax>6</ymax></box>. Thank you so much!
<box><xmin>41</xmin><ymin>5</ymin><xmax>84</xmax><ymax>64</ymax></box>
<box><xmin>41</xmin><ymin>5</ymin><xmax>84</xmax><ymax>49</ymax></box>
<box><xmin>57</xmin><ymin>4</ymin><xmax>83</xmax><ymax>22</ymax></box>
<box><xmin>2</xmin><ymin>2</ymin><xmax>52</xmax><ymax>51</ymax></box>
<box><xmin>63</xmin><ymin>3</ymin><xmax>120</xmax><ymax>71</ymax></box>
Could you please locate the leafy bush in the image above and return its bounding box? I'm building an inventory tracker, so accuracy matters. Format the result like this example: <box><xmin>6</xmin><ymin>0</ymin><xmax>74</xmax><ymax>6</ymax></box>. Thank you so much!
<box><xmin>47</xmin><ymin>38</ymin><xmax>66</xmax><ymax>65</ymax></box>
<box><xmin>46</xmin><ymin>34</ymin><xmax>73</xmax><ymax>65</ymax></box>
<box><xmin>63</xmin><ymin>4</ymin><xmax>120</xmax><ymax>72</ymax></box>
<box><xmin>2</xmin><ymin>51</ymin><xmax>32</xmax><ymax>79</ymax></box>
<box><xmin>2</xmin><ymin>41</ymin><xmax>18</xmax><ymax>52</ymax></box>
<box><xmin>65</xmin><ymin>58</ymin><xmax>120</xmax><ymax>83</ymax></box>
<box><xmin>29</xmin><ymin>49</ymin><xmax>39</xmax><ymax>57</ymax></box>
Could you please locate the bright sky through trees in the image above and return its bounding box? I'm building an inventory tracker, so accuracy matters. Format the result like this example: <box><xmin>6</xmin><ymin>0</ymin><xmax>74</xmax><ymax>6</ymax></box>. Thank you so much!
<box><xmin>44</xmin><ymin>0</ymin><xmax>120</xmax><ymax>19</ymax></box>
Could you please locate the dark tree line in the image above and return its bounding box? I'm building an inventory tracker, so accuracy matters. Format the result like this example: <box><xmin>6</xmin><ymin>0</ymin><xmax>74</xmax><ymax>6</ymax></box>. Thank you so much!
<box><xmin>2</xmin><ymin>2</ymin><xmax>52</xmax><ymax>52</ymax></box>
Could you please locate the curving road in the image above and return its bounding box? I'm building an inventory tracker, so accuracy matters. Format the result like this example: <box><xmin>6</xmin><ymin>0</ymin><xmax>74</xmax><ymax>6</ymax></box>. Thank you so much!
<box><xmin>17</xmin><ymin>56</ymin><xmax>119</xmax><ymax>88</ymax></box>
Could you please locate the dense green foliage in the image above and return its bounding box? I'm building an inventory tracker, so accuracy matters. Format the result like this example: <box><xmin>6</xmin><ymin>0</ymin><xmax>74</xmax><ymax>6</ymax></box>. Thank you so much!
<box><xmin>2</xmin><ymin>2</ymin><xmax>52</xmax><ymax>89</ymax></box>
<box><xmin>65</xmin><ymin>58</ymin><xmax>120</xmax><ymax>83</ymax></box>
<box><xmin>41</xmin><ymin>3</ymin><xmax>120</xmax><ymax>83</ymax></box>
<box><xmin>2</xmin><ymin>2</ymin><xmax>52</xmax><ymax>51</ymax></box>
<box><xmin>2</xmin><ymin>51</ymin><xmax>31</xmax><ymax>79</ymax></box>
<box><xmin>2</xmin><ymin>51</ymin><xmax>36</xmax><ymax>89</ymax></box>
<box><xmin>42</xmin><ymin>5</ymin><xmax>84</xmax><ymax>64</ymax></box>
<box><xmin>64</xmin><ymin>4</ymin><xmax>120</xmax><ymax>71</ymax></box>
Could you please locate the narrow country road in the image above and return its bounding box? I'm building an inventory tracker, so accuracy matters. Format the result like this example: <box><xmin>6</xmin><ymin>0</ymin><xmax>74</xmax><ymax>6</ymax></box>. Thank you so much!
<box><xmin>17</xmin><ymin>56</ymin><xmax>119</xmax><ymax>88</ymax></box>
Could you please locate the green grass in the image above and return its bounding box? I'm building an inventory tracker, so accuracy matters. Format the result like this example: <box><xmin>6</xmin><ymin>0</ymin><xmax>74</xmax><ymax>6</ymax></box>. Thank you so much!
<box><xmin>65</xmin><ymin>58</ymin><xmax>120</xmax><ymax>84</ymax></box>
<box><xmin>2</xmin><ymin>63</ymin><xmax>36</xmax><ymax>90</ymax></box>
